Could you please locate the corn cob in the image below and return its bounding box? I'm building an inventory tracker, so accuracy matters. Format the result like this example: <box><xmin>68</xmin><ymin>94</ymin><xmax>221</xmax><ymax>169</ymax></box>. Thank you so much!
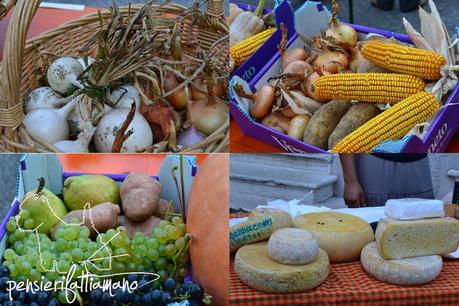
<box><xmin>361</xmin><ymin>40</ymin><xmax>446</xmax><ymax>80</ymax></box>
<box><xmin>331</xmin><ymin>91</ymin><xmax>440</xmax><ymax>153</ymax></box>
<box><xmin>230</xmin><ymin>28</ymin><xmax>276</xmax><ymax>66</ymax></box>
<box><xmin>312</xmin><ymin>73</ymin><xmax>425</xmax><ymax>103</ymax></box>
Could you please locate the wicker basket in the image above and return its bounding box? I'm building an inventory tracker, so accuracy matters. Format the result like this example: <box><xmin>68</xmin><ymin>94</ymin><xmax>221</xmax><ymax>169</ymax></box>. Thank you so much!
<box><xmin>0</xmin><ymin>0</ymin><xmax>229</xmax><ymax>153</ymax></box>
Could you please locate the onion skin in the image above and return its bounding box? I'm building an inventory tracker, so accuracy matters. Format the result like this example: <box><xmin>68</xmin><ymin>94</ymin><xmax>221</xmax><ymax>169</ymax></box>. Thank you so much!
<box><xmin>191</xmin><ymin>97</ymin><xmax>229</xmax><ymax>136</ymax></box>
<box><xmin>47</xmin><ymin>57</ymin><xmax>84</xmax><ymax>94</ymax></box>
<box><xmin>314</xmin><ymin>52</ymin><xmax>348</xmax><ymax>74</ymax></box>
<box><xmin>304</xmin><ymin>71</ymin><xmax>331</xmax><ymax>102</ymax></box>
<box><xmin>24</xmin><ymin>87</ymin><xmax>63</xmax><ymax>113</ymax></box>
<box><xmin>283</xmin><ymin>61</ymin><xmax>313</xmax><ymax>78</ymax></box>
<box><xmin>282</xmin><ymin>48</ymin><xmax>308</xmax><ymax>70</ymax></box>
<box><xmin>261</xmin><ymin>112</ymin><xmax>291</xmax><ymax>134</ymax></box>
<box><xmin>190</xmin><ymin>77</ymin><xmax>226</xmax><ymax>100</ymax></box>
<box><xmin>281</xmin><ymin>106</ymin><xmax>296</xmax><ymax>118</ymax></box>
<box><xmin>288</xmin><ymin>114</ymin><xmax>310</xmax><ymax>140</ymax></box>
<box><xmin>164</xmin><ymin>72</ymin><xmax>188</xmax><ymax>110</ymax></box>
<box><xmin>326</xmin><ymin>24</ymin><xmax>358</xmax><ymax>46</ymax></box>
<box><xmin>348</xmin><ymin>46</ymin><xmax>363</xmax><ymax>73</ymax></box>
<box><xmin>249</xmin><ymin>85</ymin><xmax>276</xmax><ymax>119</ymax></box>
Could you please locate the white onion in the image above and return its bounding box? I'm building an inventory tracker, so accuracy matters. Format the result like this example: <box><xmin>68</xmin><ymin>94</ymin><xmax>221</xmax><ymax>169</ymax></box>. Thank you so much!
<box><xmin>94</xmin><ymin>109</ymin><xmax>153</xmax><ymax>152</ymax></box>
<box><xmin>106</xmin><ymin>85</ymin><xmax>141</xmax><ymax>111</ymax></box>
<box><xmin>47</xmin><ymin>57</ymin><xmax>84</xmax><ymax>94</ymax></box>
<box><xmin>54</xmin><ymin>122</ymin><xmax>95</xmax><ymax>153</ymax></box>
<box><xmin>23</xmin><ymin>99</ymin><xmax>76</xmax><ymax>144</ymax></box>
<box><xmin>24</xmin><ymin>87</ymin><xmax>63</xmax><ymax>113</ymax></box>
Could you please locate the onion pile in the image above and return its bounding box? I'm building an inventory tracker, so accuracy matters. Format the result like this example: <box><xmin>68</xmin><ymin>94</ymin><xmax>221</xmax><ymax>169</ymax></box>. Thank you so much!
<box><xmin>20</xmin><ymin>2</ymin><xmax>228</xmax><ymax>153</ymax></box>
<box><xmin>233</xmin><ymin>0</ymin><xmax>362</xmax><ymax>144</ymax></box>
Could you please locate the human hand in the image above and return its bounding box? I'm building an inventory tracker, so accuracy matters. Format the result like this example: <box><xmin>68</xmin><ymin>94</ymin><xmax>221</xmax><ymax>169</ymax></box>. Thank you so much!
<box><xmin>343</xmin><ymin>180</ymin><xmax>365</xmax><ymax>208</ymax></box>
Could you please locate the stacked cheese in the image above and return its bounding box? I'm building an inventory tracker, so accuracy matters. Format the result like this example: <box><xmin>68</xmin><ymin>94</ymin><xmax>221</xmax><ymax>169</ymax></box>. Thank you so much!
<box><xmin>361</xmin><ymin>199</ymin><xmax>459</xmax><ymax>285</ymax></box>
<box><xmin>234</xmin><ymin>228</ymin><xmax>330</xmax><ymax>293</ymax></box>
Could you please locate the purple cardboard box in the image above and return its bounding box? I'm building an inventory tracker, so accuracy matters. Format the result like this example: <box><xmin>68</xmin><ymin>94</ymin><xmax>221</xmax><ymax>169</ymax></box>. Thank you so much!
<box><xmin>230</xmin><ymin>1</ymin><xmax>459</xmax><ymax>153</ymax></box>
<box><xmin>230</xmin><ymin>0</ymin><xmax>296</xmax><ymax>81</ymax></box>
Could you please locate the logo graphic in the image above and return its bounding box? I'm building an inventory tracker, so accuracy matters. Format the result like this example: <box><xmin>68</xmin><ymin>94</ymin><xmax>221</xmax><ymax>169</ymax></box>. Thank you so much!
<box><xmin>7</xmin><ymin>191</ymin><xmax>160</xmax><ymax>303</ymax></box>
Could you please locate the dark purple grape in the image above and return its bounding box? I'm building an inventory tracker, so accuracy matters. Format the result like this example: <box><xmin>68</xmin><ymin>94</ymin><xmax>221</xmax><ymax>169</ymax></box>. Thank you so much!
<box><xmin>138</xmin><ymin>279</ymin><xmax>150</xmax><ymax>294</ymax></box>
<box><xmin>90</xmin><ymin>289</ymin><xmax>102</xmax><ymax>302</ymax></box>
<box><xmin>48</xmin><ymin>298</ymin><xmax>59</xmax><ymax>306</ymax></box>
<box><xmin>0</xmin><ymin>265</ymin><xmax>10</xmax><ymax>277</ymax></box>
<box><xmin>164</xmin><ymin>278</ymin><xmax>176</xmax><ymax>292</ymax></box>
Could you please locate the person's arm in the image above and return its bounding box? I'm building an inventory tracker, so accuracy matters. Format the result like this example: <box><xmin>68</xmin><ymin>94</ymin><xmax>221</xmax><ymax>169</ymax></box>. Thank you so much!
<box><xmin>339</xmin><ymin>154</ymin><xmax>365</xmax><ymax>208</ymax></box>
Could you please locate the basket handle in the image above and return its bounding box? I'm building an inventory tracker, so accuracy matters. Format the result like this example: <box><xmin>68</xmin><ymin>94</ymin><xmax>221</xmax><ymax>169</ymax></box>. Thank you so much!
<box><xmin>0</xmin><ymin>0</ymin><xmax>17</xmax><ymax>20</ymax></box>
<box><xmin>205</xmin><ymin>0</ymin><xmax>224</xmax><ymax>27</ymax></box>
<box><xmin>0</xmin><ymin>0</ymin><xmax>41</xmax><ymax>129</ymax></box>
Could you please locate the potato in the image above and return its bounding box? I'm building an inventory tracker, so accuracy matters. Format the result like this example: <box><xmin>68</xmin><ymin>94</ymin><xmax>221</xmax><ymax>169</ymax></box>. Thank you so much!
<box><xmin>120</xmin><ymin>173</ymin><xmax>161</xmax><ymax>199</ymax></box>
<box><xmin>51</xmin><ymin>202</ymin><xmax>120</xmax><ymax>239</ymax></box>
<box><xmin>288</xmin><ymin>114</ymin><xmax>310</xmax><ymax>140</ymax></box>
<box><xmin>261</xmin><ymin>112</ymin><xmax>291</xmax><ymax>134</ymax></box>
<box><xmin>122</xmin><ymin>188</ymin><xmax>159</xmax><ymax>222</ymax></box>
<box><xmin>154</xmin><ymin>199</ymin><xmax>177</xmax><ymax>221</ymax></box>
<box><xmin>303</xmin><ymin>100</ymin><xmax>351</xmax><ymax>149</ymax></box>
<box><xmin>328</xmin><ymin>103</ymin><xmax>381</xmax><ymax>149</ymax></box>
<box><xmin>119</xmin><ymin>215</ymin><xmax>162</xmax><ymax>238</ymax></box>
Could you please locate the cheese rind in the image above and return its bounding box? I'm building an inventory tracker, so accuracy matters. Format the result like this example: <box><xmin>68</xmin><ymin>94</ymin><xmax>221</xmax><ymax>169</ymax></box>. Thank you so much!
<box><xmin>294</xmin><ymin>212</ymin><xmax>374</xmax><ymax>262</ymax></box>
<box><xmin>268</xmin><ymin>228</ymin><xmax>319</xmax><ymax>265</ymax></box>
<box><xmin>235</xmin><ymin>242</ymin><xmax>330</xmax><ymax>293</ymax></box>
<box><xmin>385</xmin><ymin>198</ymin><xmax>444</xmax><ymax>220</ymax></box>
<box><xmin>230</xmin><ymin>209</ymin><xmax>293</xmax><ymax>252</ymax></box>
<box><xmin>361</xmin><ymin>242</ymin><xmax>442</xmax><ymax>285</ymax></box>
<box><xmin>375</xmin><ymin>217</ymin><xmax>459</xmax><ymax>260</ymax></box>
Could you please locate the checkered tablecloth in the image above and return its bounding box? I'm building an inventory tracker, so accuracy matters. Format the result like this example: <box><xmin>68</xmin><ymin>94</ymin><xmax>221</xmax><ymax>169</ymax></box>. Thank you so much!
<box><xmin>230</xmin><ymin>213</ymin><xmax>459</xmax><ymax>306</ymax></box>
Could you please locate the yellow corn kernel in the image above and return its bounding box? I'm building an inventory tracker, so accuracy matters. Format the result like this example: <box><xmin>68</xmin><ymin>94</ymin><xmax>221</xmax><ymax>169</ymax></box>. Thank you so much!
<box><xmin>331</xmin><ymin>91</ymin><xmax>440</xmax><ymax>153</ymax></box>
<box><xmin>361</xmin><ymin>40</ymin><xmax>446</xmax><ymax>80</ymax></box>
<box><xmin>230</xmin><ymin>28</ymin><xmax>276</xmax><ymax>66</ymax></box>
<box><xmin>312</xmin><ymin>73</ymin><xmax>425</xmax><ymax>103</ymax></box>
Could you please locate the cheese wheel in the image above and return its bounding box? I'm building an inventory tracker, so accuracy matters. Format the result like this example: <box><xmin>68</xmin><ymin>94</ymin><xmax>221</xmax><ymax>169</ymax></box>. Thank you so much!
<box><xmin>235</xmin><ymin>241</ymin><xmax>329</xmax><ymax>293</ymax></box>
<box><xmin>385</xmin><ymin>198</ymin><xmax>444</xmax><ymax>220</ymax></box>
<box><xmin>268</xmin><ymin>228</ymin><xmax>319</xmax><ymax>265</ymax></box>
<box><xmin>294</xmin><ymin>212</ymin><xmax>374</xmax><ymax>262</ymax></box>
<box><xmin>375</xmin><ymin>217</ymin><xmax>459</xmax><ymax>259</ymax></box>
<box><xmin>230</xmin><ymin>209</ymin><xmax>293</xmax><ymax>252</ymax></box>
<box><xmin>361</xmin><ymin>242</ymin><xmax>443</xmax><ymax>285</ymax></box>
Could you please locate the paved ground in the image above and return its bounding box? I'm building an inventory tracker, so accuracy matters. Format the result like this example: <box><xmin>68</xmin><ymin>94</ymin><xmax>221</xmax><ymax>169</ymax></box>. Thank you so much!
<box><xmin>0</xmin><ymin>155</ymin><xmax>22</xmax><ymax>221</ymax></box>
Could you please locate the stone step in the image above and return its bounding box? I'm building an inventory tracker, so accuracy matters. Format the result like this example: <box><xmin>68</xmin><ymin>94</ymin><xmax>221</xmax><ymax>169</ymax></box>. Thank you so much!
<box><xmin>230</xmin><ymin>171</ymin><xmax>337</xmax><ymax>210</ymax></box>
<box><xmin>230</xmin><ymin>154</ymin><xmax>334</xmax><ymax>174</ymax></box>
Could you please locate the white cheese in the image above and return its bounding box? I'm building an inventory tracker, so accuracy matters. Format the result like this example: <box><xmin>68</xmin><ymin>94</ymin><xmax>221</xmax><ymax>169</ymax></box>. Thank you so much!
<box><xmin>234</xmin><ymin>241</ymin><xmax>330</xmax><ymax>293</ymax></box>
<box><xmin>361</xmin><ymin>242</ymin><xmax>442</xmax><ymax>285</ymax></box>
<box><xmin>294</xmin><ymin>212</ymin><xmax>374</xmax><ymax>262</ymax></box>
<box><xmin>268</xmin><ymin>228</ymin><xmax>319</xmax><ymax>265</ymax></box>
<box><xmin>375</xmin><ymin>217</ymin><xmax>459</xmax><ymax>259</ymax></box>
<box><xmin>385</xmin><ymin>198</ymin><xmax>444</xmax><ymax>220</ymax></box>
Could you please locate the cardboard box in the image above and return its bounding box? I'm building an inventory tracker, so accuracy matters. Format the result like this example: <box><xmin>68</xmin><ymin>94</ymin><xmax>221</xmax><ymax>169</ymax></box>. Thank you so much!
<box><xmin>230</xmin><ymin>1</ymin><xmax>459</xmax><ymax>153</ymax></box>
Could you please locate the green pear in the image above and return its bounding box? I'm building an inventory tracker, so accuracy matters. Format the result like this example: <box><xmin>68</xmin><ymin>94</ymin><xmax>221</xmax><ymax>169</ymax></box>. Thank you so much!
<box><xmin>21</xmin><ymin>178</ymin><xmax>68</xmax><ymax>234</ymax></box>
<box><xmin>63</xmin><ymin>175</ymin><xmax>121</xmax><ymax>211</ymax></box>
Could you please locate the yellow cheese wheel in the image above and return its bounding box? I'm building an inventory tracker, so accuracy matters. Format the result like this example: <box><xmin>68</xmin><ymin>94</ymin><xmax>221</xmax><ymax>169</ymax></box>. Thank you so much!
<box><xmin>361</xmin><ymin>242</ymin><xmax>443</xmax><ymax>285</ymax></box>
<box><xmin>234</xmin><ymin>241</ymin><xmax>329</xmax><ymax>293</ymax></box>
<box><xmin>294</xmin><ymin>212</ymin><xmax>374</xmax><ymax>262</ymax></box>
<box><xmin>375</xmin><ymin>217</ymin><xmax>459</xmax><ymax>259</ymax></box>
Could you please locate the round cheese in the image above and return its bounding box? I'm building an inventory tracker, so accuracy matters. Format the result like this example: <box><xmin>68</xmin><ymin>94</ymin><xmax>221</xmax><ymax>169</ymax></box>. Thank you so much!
<box><xmin>268</xmin><ymin>228</ymin><xmax>319</xmax><ymax>265</ymax></box>
<box><xmin>234</xmin><ymin>241</ymin><xmax>329</xmax><ymax>293</ymax></box>
<box><xmin>361</xmin><ymin>242</ymin><xmax>443</xmax><ymax>285</ymax></box>
<box><xmin>294</xmin><ymin>212</ymin><xmax>374</xmax><ymax>262</ymax></box>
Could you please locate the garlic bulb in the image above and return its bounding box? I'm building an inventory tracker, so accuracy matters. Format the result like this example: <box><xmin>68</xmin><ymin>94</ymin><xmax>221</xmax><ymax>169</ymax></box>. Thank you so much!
<box><xmin>68</xmin><ymin>100</ymin><xmax>112</xmax><ymax>139</ymax></box>
<box><xmin>94</xmin><ymin>109</ymin><xmax>153</xmax><ymax>153</ymax></box>
<box><xmin>106</xmin><ymin>85</ymin><xmax>141</xmax><ymax>111</ymax></box>
<box><xmin>24</xmin><ymin>87</ymin><xmax>63</xmax><ymax>113</ymax></box>
<box><xmin>54</xmin><ymin>121</ymin><xmax>95</xmax><ymax>153</ymax></box>
<box><xmin>47</xmin><ymin>57</ymin><xmax>84</xmax><ymax>94</ymax></box>
<box><xmin>23</xmin><ymin>99</ymin><xmax>76</xmax><ymax>144</ymax></box>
